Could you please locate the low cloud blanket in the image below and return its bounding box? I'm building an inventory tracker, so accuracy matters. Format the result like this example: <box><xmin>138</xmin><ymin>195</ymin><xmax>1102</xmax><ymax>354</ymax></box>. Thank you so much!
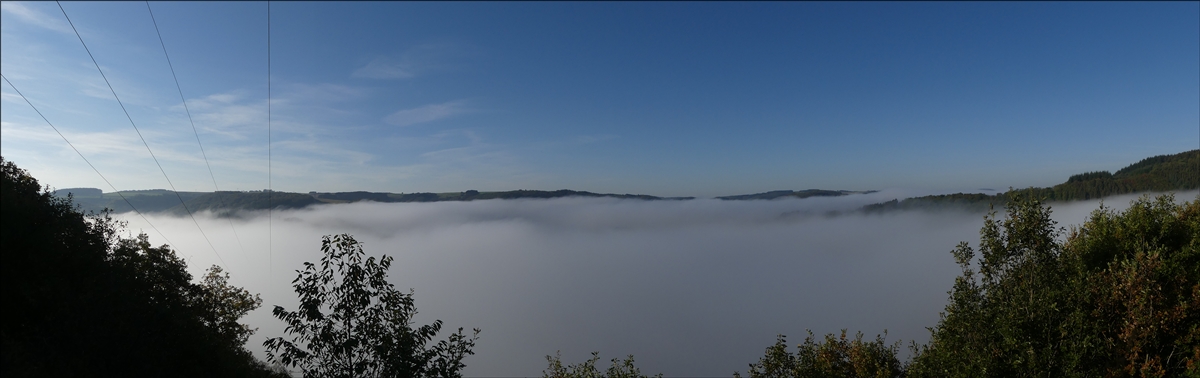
<box><xmin>118</xmin><ymin>190</ymin><xmax>1195</xmax><ymax>376</ymax></box>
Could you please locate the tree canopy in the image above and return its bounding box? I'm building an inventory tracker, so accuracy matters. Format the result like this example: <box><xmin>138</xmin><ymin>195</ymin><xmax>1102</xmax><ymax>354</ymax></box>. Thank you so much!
<box><xmin>907</xmin><ymin>192</ymin><xmax>1199</xmax><ymax>377</ymax></box>
<box><xmin>264</xmin><ymin>234</ymin><xmax>480</xmax><ymax>378</ymax></box>
<box><xmin>0</xmin><ymin>157</ymin><xmax>283</xmax><ymax>377</ymax></box>
<box><xmin>543</xmin><ymin>352</ymin><xmax>663</xmax><ymax>378</ymax></box>
<box><xmin>736</xmin><ymin>331</ymin><xmax>905</xmax><ymax>378</ymax></box>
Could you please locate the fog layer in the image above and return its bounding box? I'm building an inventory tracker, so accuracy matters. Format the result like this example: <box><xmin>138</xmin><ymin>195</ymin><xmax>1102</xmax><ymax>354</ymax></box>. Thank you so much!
<box><xmin>117</xmin><ymin>190</ymin><xmax>1197</xmax><ymax>376</ymax></box>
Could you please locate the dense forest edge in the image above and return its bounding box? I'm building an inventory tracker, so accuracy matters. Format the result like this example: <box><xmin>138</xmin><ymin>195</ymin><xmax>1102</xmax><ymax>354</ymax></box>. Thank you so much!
<box><xmin>862</xmin><ymin>149</ymin><xmax>1200</xmax><ymax>213</ymax></box>
<box><xmin>51</xmin><ymin>149</ymin><xmax>1198</xmax><ymax>216</ymax></box>
<box><xmin>1</xmin><ymin>157</ymin><xmax>288</xmax><ymax>377</ymax></box>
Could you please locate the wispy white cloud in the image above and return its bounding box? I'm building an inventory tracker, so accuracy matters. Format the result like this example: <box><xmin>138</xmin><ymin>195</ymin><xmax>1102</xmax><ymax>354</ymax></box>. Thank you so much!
<box><xmin>284</xmin><ymin>82</ymin><xmax>367</xmax><ymax>104</ymax></box>
<box><xmin>351</xmin><ymin>58</ymin><xmax>415</xmax><ymax>80</ymax></box>
<box><xmin>1</xmin><ymin>2</ymin><xmax>72</xmax><ymax>34</ymax></box>
<box><xmin>575</xmin><ymin>134</ymin><xmax>618</xmax><ymax>144</ymax></box>
<box><xmin>1</xmin><ymin>92</ymin><xmax>26</xmax><ymax>104</ymax></box>
<box><xmin>181</xmin><ymin>91</ymin><xmax>266</xmax><ymax>140</ymax></box>
<box><xmin>177</xmin><ymin>82</ymin><xmax>373</xmax><ymax>141</ymax></box>
<box><xmin>351</xmin><ymin>42</ymin><xmax>476</xmax><ymax>80</ymax></box>
<box><xmin>384</xmin><ymin>100</ymin><xmax>470</xmax><ymax>126</ymax></box>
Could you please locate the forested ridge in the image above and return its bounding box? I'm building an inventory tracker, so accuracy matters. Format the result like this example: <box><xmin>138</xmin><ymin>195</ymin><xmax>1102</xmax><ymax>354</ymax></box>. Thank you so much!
<box><xmin>716</xmin><ymin>189</ymin><xmax>877</xmax><ymax>200</ymax></box>
<box><xmin>55</xmin><ymin>150</ymin><xmax>1198</xmax><ymax>217</ymax></box>
<box><xmin>52</xmin><ymin>188</ymin><xmax>693</xmax><ymax>216</ymax></box>
<box><xmin>863</xmin><ymin>149</ymin><xmax>1199</xmax><ymax>213</ymax></box>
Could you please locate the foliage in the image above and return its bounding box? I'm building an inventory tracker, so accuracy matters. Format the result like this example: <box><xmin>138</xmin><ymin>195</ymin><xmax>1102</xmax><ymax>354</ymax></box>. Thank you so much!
<box><xmin>198</xmin><ymin>265</ymin><xmax>265</xmax><ymax>348</ymax></box>
<box><xmin>1067</xmin><ymin>171</ymin><xmax>1114</xmax><ymax>183</ymax></box>
<box><xmin>864</xmin><ymin>149</ymin><xmax>1199</xmax><ymax>212</ymax></box>
<box><xmin>757</xmin><ymin>191</ymin><xmax>1198</xmax><ymax>377</ymax></box>
<box><xmin>735</xmin><ymin>331</ymin><xmax>905</xmax><ymax>378</ymax></box>
<box><xmin>907</xmin><ymin>192</ymin><xmax>1200</xmax><ymax>377</ymax></box>
<box><xmin>264</xmin><ymin>233</ymin><xmax>480</xmax><ymax>378</ymax></box>
<box><xmin>0</xmin><ymin>157</ymin><xmax>282</xmax><ymax>377</ymax></box>
<box><xmin>544</xmin><ymin>352</ymin><xmax>663</xmax><ymax>378</ymax></box>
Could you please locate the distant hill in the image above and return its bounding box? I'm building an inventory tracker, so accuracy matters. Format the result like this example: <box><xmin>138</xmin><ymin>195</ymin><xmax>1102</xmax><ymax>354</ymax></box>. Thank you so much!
<box><xmin>53</xmin><ymin>150</ymin><xmax>1196</xmax><ymax>216</ymax></box>
<box><xmin>863</xmin><ymin>149</ymin><xmax>1200</xmax><ymax>213</ymax></box>
<box><xmin>169</xmin><ymin>192</ymin><xmax>320</xmax><ymax>216</ymax></box>
<box><xmin>53</xmin><ymin>189</ymin><xmax>209</xmax><ymax>214</ymax></box>
<box><xmin>310</xmin><ymin>189</ymin><xmax>691</xmax><ymax>204</ymax></box>
<box><xmin>716</xmin><ymin>189</ymin><xmax>877</xmax><ymax>200</ymax></box>
<box><xmin>54</xmin><ymin>188</ymin><xmax>694</xmax><ymax>215</ymax></box>
<box><xmin>313</xmin><ymin>188</ymin><xmax>879</xmax><ymax>205</ymax></box>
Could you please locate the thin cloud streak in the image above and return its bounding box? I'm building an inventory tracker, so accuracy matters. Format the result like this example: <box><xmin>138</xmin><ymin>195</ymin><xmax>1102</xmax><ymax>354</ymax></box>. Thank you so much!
<box><xmin>352</xmin><ymin>42</ymin><xmax>477</xmax><ymax>80</ymax></box>
<box><xmin>385</xmin><ymin>100</ymin><xmax>470</xmax><ymax>127</ymax></box>
<box><xmin>352</xmin><ymin>58</ymin><xmax>415</xmax><ymax>79</ymax></box>
<box><xmin>0</xmin><ymin>2</ymin><xmax>73</xmax><ymax>34</ymax></box>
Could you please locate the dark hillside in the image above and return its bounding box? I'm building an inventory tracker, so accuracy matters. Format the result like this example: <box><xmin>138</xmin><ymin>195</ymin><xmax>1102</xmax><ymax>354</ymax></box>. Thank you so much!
<box><xmin>717</xmin><ymin>189</ymin><xmax>876</xmax><ymax>200</ymax></box>
<box><xmin>53</xmin><ymin>189</ymin><xmax>209</xmax><ymax>214</ymax></box>
<box><xmin>58</xmin><ymin>188</ymin><xmax>687</xmax><ymax>214</ymax></box>
<box><xmin>1</xmin><ymin>157</ymin><xmax>284</xmax><ymax>377</ymax></box>
<box><xmin>310</xmin><ymin>189</ymin><xmax>684</xmax><ymax>203</ymax></box>
<box><xmin>174</xmin><ymin>191</ymin><xmax>320</xmax><ymax>216</ymax></box>
<box><xmin>864</xmin><ymin>149</ymin><xmax>1199</xmax><ymax>212</ymax></box>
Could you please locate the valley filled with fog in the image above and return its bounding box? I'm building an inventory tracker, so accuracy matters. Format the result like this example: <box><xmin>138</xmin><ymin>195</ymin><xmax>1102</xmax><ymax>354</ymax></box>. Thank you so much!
<box><xmin>116</xmin><ymin>190</ymin><xmax>1197</xmax><ymax>376</ymax></box>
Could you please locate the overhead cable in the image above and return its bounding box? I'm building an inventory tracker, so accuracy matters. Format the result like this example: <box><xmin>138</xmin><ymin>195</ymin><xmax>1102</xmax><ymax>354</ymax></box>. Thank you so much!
<box><xmin>145</xmin><ymin>1</ymin><xmax>248</xmax><ymax>260</ymax></box>
<box><xmin>56</xmin><ymin>1</ymin><xmax>227</xmax><ymax>267</ymax></box>
<box><xmin>2</xmin><ymin>74</ymin><xmax>178</xmax><ymax>251</ymax></box>
<box><xmin>267</xmin><ymin>0</ymin><xmax>273</xmax><ymax>276</ymax></box>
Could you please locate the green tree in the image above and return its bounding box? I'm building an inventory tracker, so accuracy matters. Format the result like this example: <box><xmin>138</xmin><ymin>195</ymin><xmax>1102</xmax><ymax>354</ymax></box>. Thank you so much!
<box><xmin>908</xmin><ymin>193</ymin><xmax>1200</xmax><ymax>378</ymax></box>
<box><xmin>735</xmin><ymin>331</ymin><xmax>904</xmax><ymax>378</ymax></box>
<box><xmin>198</xmin><ymin>265</ymin><xmax>265</xmax><ymax>349</ymax></box>
<box><xmin>264</xmin><ymin>234</ymin><xmax>480</xmax><ymax>378</ymax></box>
<box><xmin>1</xmin><ymin>156</ymin><xmax>282</xmax><ymax>377</ymax></box>
<box><xmin>543</xmin><ymin>352</ymin><xmax>662</xmax><ymax>378</ymax></box>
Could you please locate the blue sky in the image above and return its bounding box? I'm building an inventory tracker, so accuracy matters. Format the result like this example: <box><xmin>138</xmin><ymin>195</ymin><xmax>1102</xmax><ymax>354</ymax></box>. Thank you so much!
<box><xmin>2</xmin><ymin>2</ymin><xmax>1197</xmax><ymax>198</ymax></box>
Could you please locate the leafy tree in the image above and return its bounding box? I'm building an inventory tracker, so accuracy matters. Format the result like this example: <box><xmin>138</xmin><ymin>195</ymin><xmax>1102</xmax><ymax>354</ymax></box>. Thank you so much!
<box><xmin>735</xmin><ymin>331</ymin><xmax>905</xmax><ymax>378</ymax></box>
<box><xmin>908</xmin><ymin>192</ymin><xmax>1200</xmax><ymax>377</ymax></box>
<box><xmin>198</xmin><ymin>265</ymin><xmax>265</xmax><ymax>349</ymax></box>
<box><xmin>1059</xmin><ymin>194</ymin><xmax>1199</xmax><ymax>377</ymax></box>
<box><xmin>264</xmin><ymin>234</ymin><xmax>480</xmax><ymax>378</ymax></box>
<box><xmin>0</xmin><ymin>156</ymin><xmax>282</xmax><ymax>377</ymax></box>
<box><xmin>543</xmin><ymin>352</ymin><xmax>662</xmax><ymax>378</ymax></box>
<box><xmin>761</xmin><ymin>192</ymin><xmax>1197</xmax><ymax>378</ymax></box>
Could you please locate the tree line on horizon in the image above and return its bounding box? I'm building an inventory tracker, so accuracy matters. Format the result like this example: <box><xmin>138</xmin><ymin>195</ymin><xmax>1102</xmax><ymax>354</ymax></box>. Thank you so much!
<box><xmin>4</xmin><ymin>154</ymin><xmax>1198</xmax><ymax>377</ymax></box>
<box><xmin>52</xmin><ymin>149</ymin><xmax>1198</xmax><ymax>218</ymax></box>
<box><xmin>863</xmin><ymin>149</ymin><xmax>1199</xmax><ymax>213</ymax></box>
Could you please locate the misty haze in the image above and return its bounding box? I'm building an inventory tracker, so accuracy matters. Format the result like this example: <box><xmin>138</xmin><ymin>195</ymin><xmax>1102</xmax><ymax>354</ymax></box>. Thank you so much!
<box><xmin>3</xmin><ymin>1</ymin><xmax>1198</xmax><ymax>377</ymax></box>
<box><xmin>111</xmin><ymin>190</ymin><xmax>1194</xmax><ymax>376</ymax></box>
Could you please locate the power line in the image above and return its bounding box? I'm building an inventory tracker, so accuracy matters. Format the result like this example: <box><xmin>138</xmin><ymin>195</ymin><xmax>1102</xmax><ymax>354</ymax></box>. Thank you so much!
<box><xmin>144</xmin><ymin>1</ymin><xmax>247</xmax><ymax>260</ymax></box>
<box><xmin>268</xmin><ymin>0</ymin><xmax>273</xmax><ymax>277</ymax></box>
<box><xmin>56</xmin><ymin>1</ymin><xmax>226</xmax><ymax>267</ymax></box>
<box><xmin>2</xmin><ymin>74</ymin><xmax>178</xmax><ymax>251</ymax></box>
